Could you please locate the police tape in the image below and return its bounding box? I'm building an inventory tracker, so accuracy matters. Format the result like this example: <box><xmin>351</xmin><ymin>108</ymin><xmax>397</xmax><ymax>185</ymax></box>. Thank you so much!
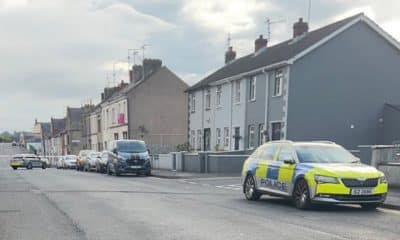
<box><xmin>0</xmin><ymin>155</ymin><xmax>66</xmax><ymax>158</ymax></box>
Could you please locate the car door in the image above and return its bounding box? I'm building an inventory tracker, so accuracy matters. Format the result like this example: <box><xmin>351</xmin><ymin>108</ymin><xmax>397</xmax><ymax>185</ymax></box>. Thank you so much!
<box><xmin>254</xmin><ymin>143</ymin><xmax>279</xmax><ymax>192</ymax></box>
<box><xmin>277</xmin><ymin>145</ymin><xmax>297</xmax><ymax>194</ymax></box>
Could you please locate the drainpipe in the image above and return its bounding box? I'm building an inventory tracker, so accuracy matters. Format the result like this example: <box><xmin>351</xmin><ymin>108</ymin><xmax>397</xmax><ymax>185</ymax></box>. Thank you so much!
<box><xmin>229</xmin><ymin>82</ymin><xmax>233</xmax><ymax>151</ymax></box>
<box><xmin>263</xmin><ymin>69</ymin><xmax>269</xmax><ymax>140</ymax></box>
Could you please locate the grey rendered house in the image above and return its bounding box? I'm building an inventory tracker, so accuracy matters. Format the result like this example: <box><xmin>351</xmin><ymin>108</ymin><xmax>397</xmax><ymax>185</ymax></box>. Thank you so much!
<box><xmin>187</xmin><ymin>13</ymin><xmax>400</xmax><ymax>151</ymax></box>
<box><xmin>126</xmin><ymin>59</ymin><xmax>189</xmax><ymax>153</ymax></box>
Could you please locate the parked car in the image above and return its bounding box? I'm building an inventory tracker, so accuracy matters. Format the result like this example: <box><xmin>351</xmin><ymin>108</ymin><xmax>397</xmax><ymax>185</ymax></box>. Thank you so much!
<box><xmin>241</xmin><ymin>141</ymin><xmax>388</xmax><ymax>210</ymax></box>
<box><xmin>84</xmin><ymin>152</ymin><xmax>100</xmax><ymax>172</ymax></box>
<box><xmin>76</xmin><ymin>150</ymin><xmax>92</xmax><ymax>171</ymax></box>
<box><xmin>56</xmin><ymin>156</ymin><xmax>64</xmax><ymax>169</ymax></box>
<box><xmin>106</xmin><ymin>140</ymin><xmax>151</xmax><ymax>176</ymax></box>
<box><xmin>63</xmin><ymin>155</ymin><xmax>77</xmax><ymax>169</ymax></box>
<box><xmin>95</xmin><ymin>151</ymin><xmax>109</xmax><ymax>173</ymax></box>
<box><xmin>9</xmin><ymin>154</ymin><xmax>46</xmax><ymax>170</ymax></box>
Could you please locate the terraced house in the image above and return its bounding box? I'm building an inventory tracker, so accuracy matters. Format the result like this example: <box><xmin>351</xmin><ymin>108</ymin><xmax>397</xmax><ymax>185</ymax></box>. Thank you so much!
<box><xmin>187</xmin><ymin>13</ymin><xmax>400</xmax><ymax>151</ymax></box>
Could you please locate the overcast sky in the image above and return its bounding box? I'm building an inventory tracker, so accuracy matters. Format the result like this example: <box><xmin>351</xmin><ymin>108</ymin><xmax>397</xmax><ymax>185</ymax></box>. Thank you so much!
<box><xmin>1</xmin><ymin>0</ymin><xmax>399</xmax><ymax>132</ymax></box>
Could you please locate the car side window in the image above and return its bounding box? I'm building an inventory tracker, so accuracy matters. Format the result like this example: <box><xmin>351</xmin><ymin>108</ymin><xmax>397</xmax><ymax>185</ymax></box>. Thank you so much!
<box><xmin>257</xmin><ymin>144</ymin><xmax>278</xmax><ymax>160</ymax></box>
<box><xmin>278</xmin><ymin>145</ymin><xmax>295</xmax><ymax>162</ymax></box>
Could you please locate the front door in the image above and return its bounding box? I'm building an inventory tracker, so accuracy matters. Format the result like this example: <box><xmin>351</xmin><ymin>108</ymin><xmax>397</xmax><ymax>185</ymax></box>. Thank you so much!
<box><xmin>234</xmin><ymin>127</ymin><xmax>240</xmax><ymax>150</ymax></box>
<box><xmin>204</xmin><ymin>128</ymin><xmax>211</xmax><ymax>151</ymax></box>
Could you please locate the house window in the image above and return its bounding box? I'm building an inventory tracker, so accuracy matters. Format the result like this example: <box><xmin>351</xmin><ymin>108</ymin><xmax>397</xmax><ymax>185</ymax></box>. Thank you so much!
<box><xmin>234</xmin><ymin>80</ymin><xmax>241</xmax><ymax>103</ymax></box>
<box><xmin>248</xmin><ymin>125</ymin><xmax>256</xmax><ymax>149</ymax></box>
<box><xmin>190</xmin><ymin>94</ymin><xmax>196</xmax><ymax>113</ymax></box>
<box><xmin>123</xmin><ymin>131</ymin><xmax>128</xmax><ymax>139</ymax></box>
<box><xmin>114</xmin><ymin>133</ymin><xmax>119</xmax><ymax>140</ymax></box>
<box><xmin>106</xmin><ymin>109</ymin><xmax>109</xmax><ymax>127</ymax></box>
<box><xmin>259</xmin><ymin>123</ymin><xmax>265</xmax><ymax>145</ymax></box>
<box><xmin>197</xmin><ymin>130</ymin><xmax>202</xmax><ymax>150</ymax></box>
<box><xmin>249</xmin><ymin>76</ymin><xmax>256</xmax><ymax>101</ymax></box>
<box><xmin>190</xmin><ymin>130</ymin><xmax>196</xmax><ymax>149</ymax></box>
<box><xmin>216</xmin><ymin>128</ymin><xmax>221</xmax><ymax>147</ymax></box>
<box><xmin>273</xmin><ymin>69</ymin><xmax>283</xmax><ymax>97</ymax></box>
<box><xmin>223</xmin><ymin>127</ymin><xmax>229</xmax><ymax>147</ymax></box>
<box><xmin>216</xmin><ymin>86</ymin><xmax>222</xmax><ymax>107</ymax></box>
<box><xmin>271</xmin><ymin>122</ymin><xmax>282</xmax><ymax>140</ymax></box>
<box><xmin>112</xmin><ymin>108</ymin><xmax>116</xmax><ymax>124</ymax></box>
<box><xmin>205</xmin><ymin>89</ymin><xmax>211</xmax><ymax>110</ymax></box>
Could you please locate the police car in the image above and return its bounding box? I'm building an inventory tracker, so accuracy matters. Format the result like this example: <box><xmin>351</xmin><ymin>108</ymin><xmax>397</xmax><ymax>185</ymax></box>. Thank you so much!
<box><xmin>241</xmin><ymin>141</ymin><xmax>388</xmax><ymax>210</ymax></box>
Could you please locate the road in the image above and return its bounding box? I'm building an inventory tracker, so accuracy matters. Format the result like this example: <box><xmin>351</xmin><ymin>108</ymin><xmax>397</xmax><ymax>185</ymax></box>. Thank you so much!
<box><xmin>1</xmin><ymin>143</ymin><xmax>400</xmax><ymax>240</ymax></box>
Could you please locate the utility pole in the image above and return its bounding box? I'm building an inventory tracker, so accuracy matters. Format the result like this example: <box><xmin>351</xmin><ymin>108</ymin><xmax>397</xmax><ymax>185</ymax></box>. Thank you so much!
<box><xmin>265</xmin><ymin>18</ymin><xmax>285</xmax><ymax>41</ymax></box>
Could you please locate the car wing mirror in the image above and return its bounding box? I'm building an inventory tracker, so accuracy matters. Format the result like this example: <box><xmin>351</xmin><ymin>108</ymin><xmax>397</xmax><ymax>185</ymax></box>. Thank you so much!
<box><xmin>283</xmin><ymin>159</ymin><xmax>296</xmax><ymax>165</ymax></box>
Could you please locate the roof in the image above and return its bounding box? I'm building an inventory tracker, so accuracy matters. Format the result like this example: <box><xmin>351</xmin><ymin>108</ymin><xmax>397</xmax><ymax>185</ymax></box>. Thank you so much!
<box><xmin>67</xmin><ymin>107</ymin><xmax>82</xmax><ymax>122</ymax></box>
<box><xmin>125</xmin><ymin>66</ymin><xmax>188</xmax><ymax>93</ymax></box>
<box><xmin>40</xmin><ymin>122</ymin><xmax>51</xmax><ymax>137</ymax></box>
<box><xmin>385</xmin><ymin>103</ymin><xmax>400</xmax><ymax>112</ymax></box>
<box><xmin>187</xmin><ymin>13</ymin><xmax>397</xmax><ymax>92</ymax></box>
<box><xmin>51</xmin><ymin>118</ymin><xmax>66</xmax><ymax>136</ymax></box>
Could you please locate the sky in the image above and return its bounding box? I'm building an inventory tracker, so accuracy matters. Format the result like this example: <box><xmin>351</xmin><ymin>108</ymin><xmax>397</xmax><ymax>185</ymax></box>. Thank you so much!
<box><xmin>1</xmin><ymin>0</ymin><xmax>400</xmax><ymax>132</ymax></box>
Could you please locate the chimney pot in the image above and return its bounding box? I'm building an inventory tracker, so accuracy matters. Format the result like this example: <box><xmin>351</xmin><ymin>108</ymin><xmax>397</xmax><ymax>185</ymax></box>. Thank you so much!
<box><xmin>225</xmin><ymin>46</ymin><xmax>236</xmax><ymax>64</ymax></box>
<box><xmin>293</xmin><ymin>17</ymin><xmax>309</xmax><ymax>38</ymax></box>
<box><xmin>254</xmin><ymin>34</ymin><xmax>268</xmax><ymax>52</ymax></box>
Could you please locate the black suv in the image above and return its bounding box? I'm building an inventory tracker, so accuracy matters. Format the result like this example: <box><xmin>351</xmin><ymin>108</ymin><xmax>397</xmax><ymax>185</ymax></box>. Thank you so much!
<box><xmin>106</xmin><ymin>140</ymin><xmax>151</xmax><ymax>176</ymax></box>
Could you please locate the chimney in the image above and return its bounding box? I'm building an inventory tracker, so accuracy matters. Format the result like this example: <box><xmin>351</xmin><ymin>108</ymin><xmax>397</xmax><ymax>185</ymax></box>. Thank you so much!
<box><xmin>143</xmin><ymin>58</ymin><xmax>162</xmax><ymax>80</ymax></box>
<box><xmin>225</xmin><ymin>46</ymin><xmax>236</xmax><ymax>64</ymax></box>
<box><xmin>254</xmin><ymin>35</ymin><xmax>268</xmax><ymax>52</ymax></box>
<box><xmin>293</xmin><ymin>18</ymin><xmax>309</xmax><ymax>38</ymax></box>
<box><xmin>131</xmin><ymin>65</ymin><xmax>143</xmax><ymax>83</ymax></box>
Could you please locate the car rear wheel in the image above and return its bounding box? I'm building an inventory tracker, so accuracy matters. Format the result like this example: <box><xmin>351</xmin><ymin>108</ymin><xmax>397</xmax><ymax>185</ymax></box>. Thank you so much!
<box><xmin>293</xmin><ymin>179</ymin><xmax>311</xmax><ymax>210</ymax></box>
<box><xmin>360</xmin><ymin>203</ymin><xmax>381</xmax><ymax>210</ymax></box>
<box><xmin>244</xmin><ymin>175</ymin><xmax>261</xmax><ymax>201</ymax></box>
<box><xmin>12</xmin><ymin>167</ymin><xmax>17</xmax><ymax>170</ymax></box>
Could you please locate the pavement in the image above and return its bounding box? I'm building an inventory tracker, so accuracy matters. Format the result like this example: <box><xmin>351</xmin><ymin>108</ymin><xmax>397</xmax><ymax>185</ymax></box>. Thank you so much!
<box><xmin>2</xmin><ymin>143</ymin><xmax>400</xmax><ymax>240</ymax></box>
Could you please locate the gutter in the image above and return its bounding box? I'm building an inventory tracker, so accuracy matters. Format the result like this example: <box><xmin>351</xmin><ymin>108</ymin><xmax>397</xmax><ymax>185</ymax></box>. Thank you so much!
<box><xmin>209</xmin><ymin>61</ymin><xmax>290</xmax><ymax>86</ymax></box>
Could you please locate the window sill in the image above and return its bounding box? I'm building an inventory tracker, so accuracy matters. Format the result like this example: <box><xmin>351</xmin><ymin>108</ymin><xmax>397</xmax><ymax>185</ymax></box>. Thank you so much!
<box><xmin>205</xmin><ymin>108</ymin><xmax>211</xmax><ymax>111</ymax></box>
<box><xmin>272</xmin><ymin>94</ymin><xmax>282</xmax><ymax>98</ymax></box>
<box><xmin>234</xmin><ymin>102</ymin><xmax>241</xmax><ymax>105</ymax></box>
<box><xmin>248</xmin><ymin>99</ymin><xmax>256</xmax><ymax>103</ymax></box>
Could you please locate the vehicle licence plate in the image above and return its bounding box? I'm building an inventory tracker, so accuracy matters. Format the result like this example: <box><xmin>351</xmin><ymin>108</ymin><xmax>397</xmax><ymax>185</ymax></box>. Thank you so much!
<box><xmin>351</xmin><ymin>188</ymin><xmax>374</xmax><ymax>195</ymax></box>
<box><xmin>130</xmin><ymin>166</ymin><xmax>141</xmax><ymax>169</ymax></box>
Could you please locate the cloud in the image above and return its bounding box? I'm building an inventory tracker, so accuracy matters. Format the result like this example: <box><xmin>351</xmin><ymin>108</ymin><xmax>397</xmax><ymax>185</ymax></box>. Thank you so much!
<box><xmin>1</xmin><ymin>0</ymin><xmax>400</xmax><ymax>132</ymax></box>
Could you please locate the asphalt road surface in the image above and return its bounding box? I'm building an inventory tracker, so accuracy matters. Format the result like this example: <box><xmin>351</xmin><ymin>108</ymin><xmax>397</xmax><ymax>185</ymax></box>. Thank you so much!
<box><xmin>1</xmin><ymin>143</ymin><xmax>400</xmax><ymax>240</ymax></box>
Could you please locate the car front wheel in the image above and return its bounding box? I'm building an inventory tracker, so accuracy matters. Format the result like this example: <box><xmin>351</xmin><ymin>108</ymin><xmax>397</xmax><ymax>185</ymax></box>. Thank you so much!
<box><xmin>12</xmin><ymin>167</ymin><xmax>17</xmax><ymax>170</ymax></box>
<box><xmin>293</xmin><ymin>179</ymin><xmax>311</xmax><ymax>209</ymax></box>
<box><xmin>244</xmin><ymin>175</ymin><xmax>261</xmax><ymax>201</ymax></box>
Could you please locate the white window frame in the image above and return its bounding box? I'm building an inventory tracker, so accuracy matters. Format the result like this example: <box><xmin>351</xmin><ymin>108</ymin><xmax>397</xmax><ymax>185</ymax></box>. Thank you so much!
<box><xmin>190</xmin><ymin>130</ymin><xmax>196</xmax><ymax>149</ymax></box>
<box><xmin>248</xmin><ymin>125</ymin><xmax>256</xmax><ymax>149</ymax></box>
<box><xmin>197</xmin><ymin>130</ymin><xmax>202</xmax><ymax>150</ymax></box>
<box><xmin>234</xmin><ymin>80</ymin><xmax>241</xmax><ymax>103</ymax></box>
<box><xmin>205</xmin><ymin>89</ymin><xmax>211</xmax><ymax>110</ymax></box>
<box><xmin>216</xmin><ymin>128</ymin><xmax>221</xmax><ymax>146</ymax></box>
<box><xmin>111</xmin><ymin>108</ymin><xmax>115</xmax><ymax>124</ymax></box>
<box><xmin>249</xmin><ymin>76</ymin><xmax>256</xmax><ymax>101</ymax></box>
<box><xmin>273</xmin><ymin>69</ymin><xmax>283</xmax><ymax>97</ymax></box>
<box><xmin>259</xmin><ymin>123</ymin><xmax>265</xmax><ymax>145</ymax></box>
<box><xmin>190</xmin><ymin>94</ymin><xmax>196</xmax><ymax>113</ymax></box>
<box><xmin>216</xmin><ymin>86</ymin><xmax>222</xmax><ymax>107</ymax></box>
<box><xmin>223</xmin><ymin>127</ymin><xmax>229</xmax><ymax>147</ymax></box>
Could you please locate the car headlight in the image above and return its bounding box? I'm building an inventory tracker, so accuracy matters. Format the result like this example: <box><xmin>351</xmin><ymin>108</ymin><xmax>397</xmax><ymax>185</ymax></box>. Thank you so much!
<box><xmin>314</xmin><ymin>175</ymin><xmax>339</xmax><ymax>184</ymax></box>
<box><xmin>380</xmin><ymin>176</ymin><xmax>387</xmax><ymax>184</ymax></box>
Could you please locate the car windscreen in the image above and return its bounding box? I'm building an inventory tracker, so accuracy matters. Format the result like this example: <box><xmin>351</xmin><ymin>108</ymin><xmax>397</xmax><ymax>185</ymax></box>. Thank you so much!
<box><xmin>295</xmin><ymin>145</ymin><xmax>357</xmax><ymax>163</ymax></box>
<box><xmin>117</xmin><ymin>141</ymin><xmax>146</xmax><ymax>153</ymax></box>
<box><xmin>65</xmin><ymin>156</ymin><xmax>76</xmax><ymax>160</ymax></box>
